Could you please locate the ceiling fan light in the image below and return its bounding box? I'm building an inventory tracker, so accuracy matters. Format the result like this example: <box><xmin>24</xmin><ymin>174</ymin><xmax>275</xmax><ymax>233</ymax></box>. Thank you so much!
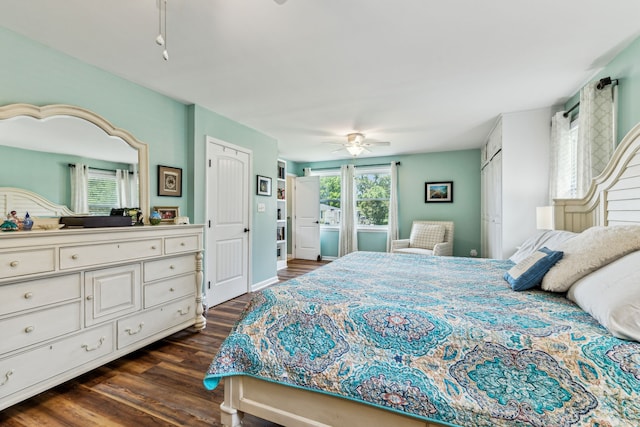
<box><xmin>347</xmin><ymin>132</ymin><xmax>365</xmax><ymax>145</ymax></box>
<box><xmin>346</xmin><ymin>145</ymin><xmax>365</xmax><ymax>156</ymax></box>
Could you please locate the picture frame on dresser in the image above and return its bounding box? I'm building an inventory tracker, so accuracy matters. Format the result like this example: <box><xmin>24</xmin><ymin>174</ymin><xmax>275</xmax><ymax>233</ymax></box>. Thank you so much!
<box><xmin>154</xmin><ymin>206</ymin><xmax>180</xmax><ymax>223</ymax></box>
<box><xmin>158</xmin><ymin>165</ymin><xmax>182</xmax><ymax>197</ymax></box>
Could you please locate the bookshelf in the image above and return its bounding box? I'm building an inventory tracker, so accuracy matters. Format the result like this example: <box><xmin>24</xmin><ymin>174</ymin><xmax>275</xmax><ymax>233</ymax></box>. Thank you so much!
<box><xmin>276</xmin><ymin>159</ymin><xmax>287</xmax><ymax>270</ymax></box>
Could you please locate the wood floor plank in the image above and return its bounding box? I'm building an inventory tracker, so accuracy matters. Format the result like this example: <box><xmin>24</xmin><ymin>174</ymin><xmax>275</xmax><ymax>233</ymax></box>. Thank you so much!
<box><xmin>0</xmin><ymin>259</ymin><xmax>327</xmax><ymax>427</ymax></box>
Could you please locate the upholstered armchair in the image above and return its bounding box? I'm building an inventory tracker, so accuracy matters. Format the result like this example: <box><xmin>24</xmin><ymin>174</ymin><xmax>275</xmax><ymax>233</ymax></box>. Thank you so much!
<box><xmin>391</xmin><ymin>220</ymin><xmax>454</xmax><ymax>256</ymax></box>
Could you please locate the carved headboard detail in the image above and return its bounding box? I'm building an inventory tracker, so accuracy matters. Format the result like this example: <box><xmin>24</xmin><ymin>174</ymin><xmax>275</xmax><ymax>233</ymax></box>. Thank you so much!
<box><xmin>554</xmin><ymin>121</ymin><xmax>640</xmax><ymax>232</ymax></box>
<box><xmin>0</xmin><ymin>187</ymin><xmax>76</xmax><ymax>218</ymax></box>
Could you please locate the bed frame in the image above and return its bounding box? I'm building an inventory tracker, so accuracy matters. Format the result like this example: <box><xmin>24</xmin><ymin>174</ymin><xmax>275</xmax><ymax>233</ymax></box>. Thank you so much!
<box><xmin>219</xmin><ymin>121</ymin><xmax>640</xmax><ymax>427</ymax></box>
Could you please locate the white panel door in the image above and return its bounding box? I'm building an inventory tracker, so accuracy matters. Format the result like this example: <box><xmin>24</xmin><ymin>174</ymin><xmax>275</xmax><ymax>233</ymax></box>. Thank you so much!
<box><xmin>206</xmin><ymin>139</ymin><xmax>251</xmax><ymax>307</ymax></box>
<box><xmin>294</xmin><ymin>176</ymin><xmax>320</xmax><ymax>260</ymax></box>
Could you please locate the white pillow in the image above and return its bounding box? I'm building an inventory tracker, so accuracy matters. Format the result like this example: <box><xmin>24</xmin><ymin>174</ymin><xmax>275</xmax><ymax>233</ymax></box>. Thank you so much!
<box><xmin>409</xmin><ymin>224</ymin><xmax>445</xmax><ymax>250</ymax></box>
<box><xmin>568</xmin><ymin>250</ymin><xmax>640</xmax><ymax>342</ymax></box>
<box><xmin>542</xmin><ymin>225</ymin><xmax>640</xmax><ymax>292</ymax></box>
<box><xmin>509</xmin><ymin>230</ymin><xmax>577</xmax><ymax>264</ymax></box>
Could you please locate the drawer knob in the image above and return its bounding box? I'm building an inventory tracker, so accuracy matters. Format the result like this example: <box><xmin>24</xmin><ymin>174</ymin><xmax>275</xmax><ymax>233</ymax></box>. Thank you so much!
<box><xmin>81</xmin><ymin>337</ymin><xmax>106</xmax><ymax>352</ymax></box>
<box><xmin>151</xmin><ymin>245</ymin><xmax>157</xmax><ymax>250</ymax></box>
<box><xmin>169</xmin><ymin>287</ymin><xmax>175</xmax><ymax>292</ymax></box>
<box><xmin>178</xmin><ymin>306</ymin><xmax>191</xmax><ymax>316</ymax></box>
<box><xmin>24</xmin><ymin>326</ymin><xmax>35</xmax><ymax>333</ymax></box>
<box><xmin>180</xmin><ymin>242</ymin><xmax>186</xmax><ymax>246</ymax></box>
<box><xmin>169</xmin><ymin>265</ymin><xmax>175</xmax><ymax>270</ymax></box>
<box><xmin>9</xmin><ymin>260</ymin><xmax>19</xmax><ymax>268</ymax></box>
<box><xmin>86</xmin><ymin>295</ymin><xmax>94</xmax><ymax>301</ymax></box>
<box><xmin>1</xmin><ymin>370</ymin><xmax>13</xmax><ymax>387</ymax></box>
<box><xmin>24</xmin><ymin>292</ymin><xmax>33</xmax><ymax>299</ymax></box>
<box><xmin>71</xmin><ymin>254</ymin><xmax>79</xmax><ymax>260</ymax></box>
<box><xmin>124</xmin><ymin>322</ymin><xmax>144</xmax><ymax>336</ymax></box>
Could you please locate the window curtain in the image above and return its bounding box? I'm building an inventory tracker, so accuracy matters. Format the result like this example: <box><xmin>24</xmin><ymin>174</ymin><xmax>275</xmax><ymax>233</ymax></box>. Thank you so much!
<box><xmin>386</xmin><ymin>162</ymin><xmax>399</xmax><ymax>252</ymax></box>
<box><xmin>576</xmin><ymin>81</ymin><xmax>616</xmax><ymax>197</ymax></box>
<box><xmin>549</xmin><ymin>112</ymin><xmax>573</xmax><ymax>200</ymax></box>
<box><xmin>116</xmin><ymin>168</ymin><xmax>139</xmax><ymax>208</ymax></box>
<box><xmin>303</xmin><ymin>167</ymin><xmax>312</xmax><ymax>176</ymax></box>
<box><xmin>338</xmin><ymin>164</ymin><xmax>357</xmax><ymax>257</ymax></box>
<box><xmin>70</xmin><ymin>163</ymin><xmax>89</xmax><ymax>214</ymax></box>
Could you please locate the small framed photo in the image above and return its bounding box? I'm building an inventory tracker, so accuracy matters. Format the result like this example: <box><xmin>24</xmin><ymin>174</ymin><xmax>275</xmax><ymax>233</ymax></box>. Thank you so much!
<box><xmin>257</xmin><ymin>175</ymin><xmax>272</xmax><ymax>196</ymax></box>
<box><xmin>425</xmin><ymin>181</ymin><xmax>453</xmax><ymax>203</ymax></box>
<box><xmin>154</xmin><ymin>206</ymin><xmax>180</xmax><ymax>223</ymax></box>
<box><xmin>158</xmin><ymin>165</ymin><xmax>182</xmax><ymax>197</ymax></box>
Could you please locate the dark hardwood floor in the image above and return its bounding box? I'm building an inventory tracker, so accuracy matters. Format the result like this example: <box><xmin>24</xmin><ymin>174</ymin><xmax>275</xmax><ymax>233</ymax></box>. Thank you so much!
<box><xmin>0</xmin><ymin>259</ymin><xmax>328</xmax><ymax>427</ymax></box>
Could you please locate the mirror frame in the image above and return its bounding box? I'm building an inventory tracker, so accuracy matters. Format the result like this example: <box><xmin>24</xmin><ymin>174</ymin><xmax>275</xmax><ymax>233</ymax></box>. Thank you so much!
<box><xmin>0</xmin><ymin>103</ymin><xmax>150</xmax><ymax>224</ymax></box>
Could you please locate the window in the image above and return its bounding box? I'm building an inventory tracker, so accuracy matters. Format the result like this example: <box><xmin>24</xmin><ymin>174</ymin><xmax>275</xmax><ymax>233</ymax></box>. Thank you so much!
<box><xmin>556</xmin><ymin>118</ymin><xmax>580</xmax><ymax>198</ymax></box>
<box><xmin>315</xmin><ymin>167</ymin><xmax>391</xmax><ymax>228</ymax></box>
<box><xmin>87</xmin><ymin>168</ymin><xmax>118</xmax><ymax>215</ymax></box>
<box><xmin>319</xmin><ymin>174</ymin><xmax>341</xmax><ymax>226</ymax></box>
<box><xmin>355</xmin><ymin>169</ymin><xmax>390</xmax><ymax>227</ymax></box>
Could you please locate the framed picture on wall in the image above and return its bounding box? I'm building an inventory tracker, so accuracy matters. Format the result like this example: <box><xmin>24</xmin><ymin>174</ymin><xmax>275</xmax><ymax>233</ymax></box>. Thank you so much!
<box><xmin>425</xmin><ymin>181</ymin><xmax>453</xmax><ymax>203</ymax></box>
<box><xmin>257</xmin><ymin>175</ymin><xmax>272</xmax><ymax>196</ymax></box>
<box><xmin>158</xmin><ymin>165</ymin><xmax>182</xmax><ymax>197</ymax></box>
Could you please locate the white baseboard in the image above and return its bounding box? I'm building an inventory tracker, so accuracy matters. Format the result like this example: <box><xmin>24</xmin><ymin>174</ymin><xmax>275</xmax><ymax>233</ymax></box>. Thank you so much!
<box><xmin>321</xmin><ymin>256</ymin><xmax>337</xmax><ymax>261</ymax></box>
<box><xmin>252</xmin><ymin>276</ymin><xmax>279</xmax><ymax>292</ymax></box>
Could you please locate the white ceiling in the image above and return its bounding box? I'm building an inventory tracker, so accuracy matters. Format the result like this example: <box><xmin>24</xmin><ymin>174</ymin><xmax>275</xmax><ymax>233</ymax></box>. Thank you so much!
<box><xmin>1</xmin><ymin>0</ymin><xmax>639</xmax><ymax>162</ymax></box>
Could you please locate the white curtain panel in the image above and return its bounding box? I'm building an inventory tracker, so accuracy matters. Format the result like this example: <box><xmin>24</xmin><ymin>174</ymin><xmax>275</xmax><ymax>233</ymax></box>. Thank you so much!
<box><xmin>338</xmin><ymin>164</ymin><xmax>357</xmax><ymax>257</ymax></box>
<box><xmin>70</xmin><ymin>163</ymin><xmax>89</xmax><ymax>214</ymax></box>
<box><xmin>116</xmin><ymin>169</ymin><xmax>131</xmax><ymax>208</ymax></box>
<box><xmin>549</xmin><ymin>112</ymin><xmax>573</xmax><ymax>200</ymax></box>
<box><xmin>576</xmin><ymin>81</ymin><xmax>615</xmax><ymax>197</ymax></box>
<box><xmin>303</xmin><ymin>167</ymin><xmax>312</xmax><ymax>176</ymax></box>
<box><xmin>386</xmin><ymin>162</ymin><xmax>399</xmax><ymax>252</ymax></box>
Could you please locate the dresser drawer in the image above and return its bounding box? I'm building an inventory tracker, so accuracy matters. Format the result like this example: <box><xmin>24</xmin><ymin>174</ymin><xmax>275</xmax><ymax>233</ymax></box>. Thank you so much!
<box><xmin>0</xmin><ymin>302</ymin><xmax>81</xmax><ymax>355</ymax></box>
<box><xmin>144</xmin><ymin>255</ymin><xmax>195</xmax><ymax>283</ymax></box>
<box><xmin>0</xmin><ymin>323</ymin><xmax>113</xmax><ymax>400</ymax></box>
<box><xmin>165</xmin><ymin>235</ymin><xmax>200</xmax><ymax>254</ymax></box>
<box><xmin>0</xmin><ymin>274</ymin><xmax>81</xmax><ymax>317</ymax></box>
<box><xmin>117</xmin><ymin>297</ymin><xmax>194</xmax><ymax>349</ymax></box>
<box><xmin>0</xmin><ymin>248</ymin><xmax>55</xmax><ymax>280</ymax></box>
<box><xmin>144</xmin><ymin>273</ymin><xmax>195</xmax><ymax>308</ymax></box>
<box><xmin>60</xmin><ymin>239</ymin><xmax>162</xmax><ymax>269</ymax></box>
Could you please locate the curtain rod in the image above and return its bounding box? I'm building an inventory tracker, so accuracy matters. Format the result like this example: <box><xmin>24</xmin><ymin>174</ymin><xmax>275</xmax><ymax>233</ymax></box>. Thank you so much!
<box><xmin>68</xmin><ymin>163</ymin><xmax>134</xmax><ymax>174</ymax></box>
<box><xmin>306</xmin><ymin>161</ymin><xmax>400</xmax><ymax>172</ymax></box>
<box><xmin>563</xmin><ymin>76</ymin><xmax>618</xmax><ymax>118</ymax></box>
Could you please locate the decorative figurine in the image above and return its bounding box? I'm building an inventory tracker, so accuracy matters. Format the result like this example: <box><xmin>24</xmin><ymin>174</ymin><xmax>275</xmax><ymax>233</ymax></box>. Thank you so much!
<box><xmin>22</xmin><ymin>212</ymin><xmax>34</xmax><ymax>231</ymax></box>
<box><xmin>1</xmin><ymin>219</ymin><xmax>19</xmax><ymax>231</ymax></box>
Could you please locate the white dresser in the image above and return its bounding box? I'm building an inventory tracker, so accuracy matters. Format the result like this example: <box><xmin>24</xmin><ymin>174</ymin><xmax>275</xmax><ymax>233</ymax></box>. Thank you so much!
<box><xmin>0</xmin><ymin>224</ymin><xmax>205</xmax><ymax>410</ymax></box>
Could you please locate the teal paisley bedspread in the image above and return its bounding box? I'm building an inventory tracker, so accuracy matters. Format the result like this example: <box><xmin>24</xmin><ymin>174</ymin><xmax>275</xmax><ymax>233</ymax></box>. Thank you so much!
<box><xmin>204</xmin><ymin>251</ymin><xmax>640</xmax><ymax>426</ymax></box>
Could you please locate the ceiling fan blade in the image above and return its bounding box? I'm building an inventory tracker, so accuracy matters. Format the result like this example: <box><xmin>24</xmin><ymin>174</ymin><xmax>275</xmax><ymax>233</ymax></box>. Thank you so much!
<box><xmin>322</xmin><ymin>141</ymin><xmax>347</xmax><ymax>145</ymax></box>
<box><xmin>362</xmin><ymin>141</ymin><xmax>390</xmax><ymax>146</ymax></box>
<box><xmin>331</xmin><ymin>147</ymin><xmax>346</xmax><ymax>154</ymax></box>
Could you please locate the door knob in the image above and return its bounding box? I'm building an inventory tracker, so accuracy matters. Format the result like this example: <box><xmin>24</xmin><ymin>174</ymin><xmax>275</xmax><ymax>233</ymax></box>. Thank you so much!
<box><xmin>244</xmin><ymin>228</ymin><xmax>250</xmax><ymax>233</ymax></box>
<box><xmin>315</xmin><ymin>221</ymin><xmax>319</xmax><ymax>224</ymax></box>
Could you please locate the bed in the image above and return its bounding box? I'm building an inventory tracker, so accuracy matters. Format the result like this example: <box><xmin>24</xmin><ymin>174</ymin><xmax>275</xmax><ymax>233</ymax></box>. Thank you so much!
<box><xmin>204</xmin><ymin>122</ymin><xmax>640</xmax><ymax>427</ymax></box>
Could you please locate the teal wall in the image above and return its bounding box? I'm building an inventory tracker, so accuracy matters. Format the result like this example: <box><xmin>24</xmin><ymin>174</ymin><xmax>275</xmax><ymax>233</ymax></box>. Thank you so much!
<box><xmin>0</xmin><ymin>26</ymin><xmax>279</xmax><ymax>285</ymax></box>
<box><xmin>295</xmin><ymin>149</ymin><xmax>481</xmax><ymax>258</ymax></box>
<box><xmin>564</xmin><ymin>35</ymin><xmax>640</xmax><ymax>144</ymax></box>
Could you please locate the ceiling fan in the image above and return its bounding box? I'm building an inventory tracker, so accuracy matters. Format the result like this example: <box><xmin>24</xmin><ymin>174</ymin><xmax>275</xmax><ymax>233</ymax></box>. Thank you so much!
<box><xmin>323</xmin><ymin>132</ymin><xmax>391</xmax><ymax>157</ymax></box>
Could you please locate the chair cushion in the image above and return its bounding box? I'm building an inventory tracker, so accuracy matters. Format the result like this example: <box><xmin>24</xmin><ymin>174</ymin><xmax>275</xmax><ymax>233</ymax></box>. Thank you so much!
<box><xmin>394</xmin><ymin>247</ymin><xmax>435</xmax><ymax>256</ymax></box>
<box><xmin>409</xmin><ymin>223</ymin><xmax>445</xmax><ymax>250</ymax></box>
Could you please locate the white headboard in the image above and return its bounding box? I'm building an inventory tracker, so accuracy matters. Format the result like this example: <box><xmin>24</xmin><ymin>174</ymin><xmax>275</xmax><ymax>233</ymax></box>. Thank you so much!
<box><xmin>0</xmin><ymin>187</ymin><xmax>76</xmax><ymax>218</ymax></box>
<box><xmin>554</xmin><ymin>121</ymin><xmax>640</xmax><ymax>231</ymax></box>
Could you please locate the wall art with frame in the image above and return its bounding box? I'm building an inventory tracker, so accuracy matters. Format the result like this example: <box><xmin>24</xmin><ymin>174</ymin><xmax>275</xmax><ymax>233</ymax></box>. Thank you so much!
<box><xmin>158</xmin><ymin>165</ymin><xmax>182</xmax><ymax>197</ymax></box>
<box><xmin>257</xmin><ymin>175</ymin><xmax>272</xmax><ymax>196</ymax></box>
<box><xmin>425</xmin><ymin>181</ymin><xmax>453</xmax><ymax>203</ymax></box>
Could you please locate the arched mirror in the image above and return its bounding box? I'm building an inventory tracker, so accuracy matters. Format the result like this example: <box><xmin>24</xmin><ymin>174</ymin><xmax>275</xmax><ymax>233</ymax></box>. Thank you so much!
<box><xmin>0</xmin><ymin>104</ymin><xmax>149</xmax><ymax>223</ymax></box>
